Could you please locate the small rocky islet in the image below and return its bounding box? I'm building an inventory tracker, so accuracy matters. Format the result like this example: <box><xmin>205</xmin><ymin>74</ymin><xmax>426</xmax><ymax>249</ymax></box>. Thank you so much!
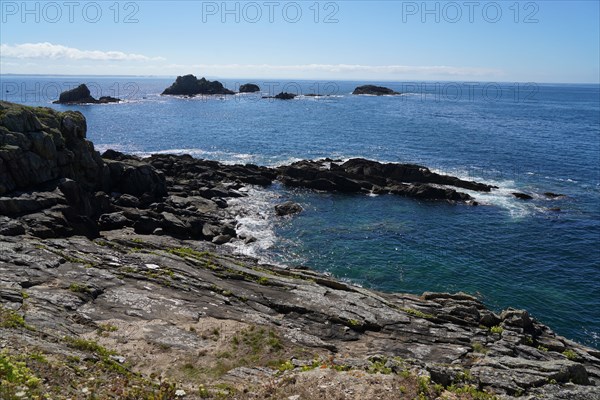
<box><xmin>352</xmin><ymin>85</ymin><xmax>401</xmax><ymax>96</ymax></box>
<box><xmin>53</xmin><ymin>83</ymin><xmax>121</xmax><ymax>105</ymax></box>
<box><xmin>1</xmin><ymin>101</ymin><xmax>598</xmax><ymax>399</ymax></box>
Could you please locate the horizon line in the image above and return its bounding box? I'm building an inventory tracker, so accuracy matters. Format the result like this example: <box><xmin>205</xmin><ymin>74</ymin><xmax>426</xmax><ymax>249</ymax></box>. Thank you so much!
<box><xmin>0</xmin><ymin>73</ymin><xmax>598</xmax><ymax>85</ymax></box>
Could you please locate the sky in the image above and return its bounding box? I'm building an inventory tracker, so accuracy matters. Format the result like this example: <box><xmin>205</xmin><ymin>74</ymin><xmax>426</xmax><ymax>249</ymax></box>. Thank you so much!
<box><xmin>0</xmin><ymin>0</ymin><xmax>599</xmax><ymax>83</ymax></box>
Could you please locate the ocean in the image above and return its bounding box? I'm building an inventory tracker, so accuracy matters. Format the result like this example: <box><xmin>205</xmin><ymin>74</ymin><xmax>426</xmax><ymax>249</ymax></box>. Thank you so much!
<box><xmin>1</xmin><ymin>75</ymin><xmax>599</xmax><ymax>348</ymax></box>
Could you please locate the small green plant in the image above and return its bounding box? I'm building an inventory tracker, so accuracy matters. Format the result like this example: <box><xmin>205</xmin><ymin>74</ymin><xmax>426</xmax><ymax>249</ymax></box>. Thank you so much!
<box><xmin>368</xmin><ymin>360</ymin><xmax>392</xmax><ymax>374</ymax></box>
<box><xmin>401</xmin><ymin>307</ymin><xmax>434</xmax><ymax>319</ymax></box>
<box><xmin>257</xmin><ymin>277</ymin><xmax>269</xmax><ymax>285</ymax></box>
<box><xmin>562</xmin><ymin>349</ymin><xmax>577</xmax><ymax>360</ymax></box>
<box><xmin>198</xmin><ymin>384</ymin><xmax>210</xmax><ymax>398</ymax></box>
<box><xmin>278</xmin><ymin>360</ymin><xmax>295</xmax><ymax>372</ymax></box>
<box><xmin>0</xmin><ymin>306</ymin><xmax>34</xmax><ymax>330</ymax></box>
<box><xmin>537</xmin><ymin>345</ymin><xmax>549</xmax><ymax>352</ymax></box>
<box><xmin>65</xmin><ymin>337</ymin><xmax>113</xmax><ymax>357</ymax></box>
<box><xmin>0</xmin><ymin>351</ymin><xmax>42</xmax><ymax>397</ymax></box>
<box><xmin>97</xmin><ymin>323</ymin><xmax>118</xmax><ymax>335</ymax></box>
<box><xmin>446</xmin><ymin>384</ymin><xmax>499</xmax><ymax>399</ymax></box>
<box><xmin>472</xmin><ymin>342</ymin><xmax>488</xmax><ymax>353</ymax></box>
<box><xmin>68</xmin><ymin>283</ymin><xmax>90</xmax><ymax>293</ymax></box>
<box><xmin>490</xmin><ymin>325</ymin><xmax>504</xmax><ymax>334</ymax></box>
<box><xmin>417</xmin><ymin>375</ymin><xmax>430</xmax><ymax>394</ymax></box>
<box><xmin>456</xmin><ymin>369</ymin><xmax>474</xmax><ymax>383</ymax></box>
<box><xmin>168</xmin><ymin>247</ymin><xmax>210</xmax><ymax>259</ymax></box>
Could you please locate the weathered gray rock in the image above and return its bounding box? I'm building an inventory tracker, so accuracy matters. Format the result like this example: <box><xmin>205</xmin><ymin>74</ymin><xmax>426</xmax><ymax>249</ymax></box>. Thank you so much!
<box><xmin>0</xmin><ymin>233</ymin><xmax>598</xmax><ymax>399</ymax></box>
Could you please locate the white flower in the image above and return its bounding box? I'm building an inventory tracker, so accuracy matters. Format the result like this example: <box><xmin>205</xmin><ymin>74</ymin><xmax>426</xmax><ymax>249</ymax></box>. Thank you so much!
<box><xmin>175</xmin><ymin>389</ymin><xmax>186</xmax><ymax>397</ymax></box>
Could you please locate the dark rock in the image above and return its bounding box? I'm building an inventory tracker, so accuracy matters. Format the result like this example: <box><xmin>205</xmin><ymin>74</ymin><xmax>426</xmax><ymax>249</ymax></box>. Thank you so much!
<box><xmin>98</xmin><ymin>212</ymin><xmax>131</xmax><ymax>231</ymax></box>
<box><xmin>513</xmin><ymin>192</ymin><xmax>534</xmax><ymax>200</ymax></box>
<box><xmin>239</xmin><ymin>83</ymin><xmax>260</xmax><ymax>93</ymax></box>
<box><xmin>160</xmin><ymin>211</ymin><xmax>190</xmax><ymax>237</ymax></box>
<box><xmin>263</xmin><ymin>92</ymin><xmax>297</xmax><ymax>100</ymax></box>
<box><xmin>133</xmin><ymin>215</ymin><xmax>161</xmax><ymax>234</ymax></box>
<box><xmin>277</xmin><ymin>158</ymin><xmax>495</xmax><ymax>203</ymax></box>
<box><xmin>0</xmin><ymin>189</ymin><xmax>65</xmax><ymax>216</ymax></box>
<box><xmin>0</xmin><ymin>216</ymin><xmax>25</xmax><ymax>236</ymax></box>
<box><xmin>161</xmin><ymin>74</ymin><xmax>235</xmax><ymax>96</ymax></box>
<box><xmin>115</xmin><ymin>194</ymin><xmax>140</xmax><ymax>208</ymax></box>
<box><xmin>544</xmin><ymin>192</ymin><xmax>565</xmax><ymax>198</ymax></box>
<box><xmin>53</xmin><ymin>84</ymin><xmax>96</xmax><ymax>104</ymax></box>
<box><xmin>501</xmin><ymin>308</ymin><xmax>533</xmax><ymax>330</ymax></box>
<box><xmin>52</xmin><ymin>84</ymin><xmax>120</xmax><ymax>104</ymax></box>
<box><xmin>97</xmin><ymin>96</ymin><xmax>120</xmax><ymax>104</ymax></box>
<box><xmin>479</xmin><ymin>311</ymin><xmax>501</xmax><ymax>327</ymax></box>
<box><xmin>0</xmin><ymin>102</ymin><xmax>107</xmax><ymax>195</ymax></box>
<box><xmin>104</xmin><ymin>158</ymin><xmax>167</xmax><ymax>200</ymax></box>
<box><xmin>352</xmin><ymin>85</ymin><xmax>400</xmax><ymax>95</ymax></box>
<box><xmin>275</xmin><ymin>201</ymin><xmax>303</xmax><ymax>216</ymax></box>
<box><xmin>274</xmin><ymin>92</ymin><xmax>296</xmax><ymax>100</ymax></box>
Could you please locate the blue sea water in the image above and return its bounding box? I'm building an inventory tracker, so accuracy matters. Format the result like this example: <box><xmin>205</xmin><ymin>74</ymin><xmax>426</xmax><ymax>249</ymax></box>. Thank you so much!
<box><xmin>1</xmin><ymin>75</ymin><xmax>599</xmax><ymax>348</ymax></box>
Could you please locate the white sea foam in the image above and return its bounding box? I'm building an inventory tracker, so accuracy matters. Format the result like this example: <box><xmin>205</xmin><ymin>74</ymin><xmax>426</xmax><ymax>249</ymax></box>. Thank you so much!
<box><xmin>132</xmin><ymin>148</ymin><xmax>255</xmax><ymax>164</ymax></box>
<box><xmin>223</xmin><ymin>186</ymin><xmax>282</xmax><ymax>263</ymax></box>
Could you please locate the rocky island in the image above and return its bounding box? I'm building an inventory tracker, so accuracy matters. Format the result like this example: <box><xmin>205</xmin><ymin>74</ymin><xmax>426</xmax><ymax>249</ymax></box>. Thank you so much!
<box><xmin>53</xmin><ymin>84</ymin><xmax>121</xmax><ymax>105</ymax></box>
<box><xmin>239</xmin><ymin>83</ymin><xmax>261</xmax><ymax>93</ymax></box>
<box><xmin>353</xmin><ymin>85</ymin><xmax>401</xmax><ymax>96</ymax></box>
<box><xmin>1</xmin><ymin>101</ymin><xmax>599</xmax><ymax>399</ymax></box>
<box><xmin>162</xmin><ymin>74</ymin><xmax>235</xmax><ymax>96</ymax></box>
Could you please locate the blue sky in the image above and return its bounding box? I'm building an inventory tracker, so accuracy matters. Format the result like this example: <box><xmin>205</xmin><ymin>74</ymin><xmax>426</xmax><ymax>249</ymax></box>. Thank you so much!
<box><xmin>1</xmin><ymin>1</ymin><xmax>599</xmax><ymax>82</ymax></box>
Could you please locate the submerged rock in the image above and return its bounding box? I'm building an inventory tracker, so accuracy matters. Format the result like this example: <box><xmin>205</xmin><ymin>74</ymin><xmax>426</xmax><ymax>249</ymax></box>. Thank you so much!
<box><xmin>352</xmin><ymin>85</ymin><xmax>400</xmax><ymax>95</ymax></box>
<box><xmin>263</xmin><ymin>92</ymin><xmax>297</xmax><ymax>100</ymax></box>
<box><xmin>275</xmin><ymin>201</ymin><xmax>303</xmax><ymax>216</ymax></box>
<box><xmin>161</xmin><ymin>74</ymin><xmax>235</xmax><ymax>96</ymax></box>
<box><xmin>513</xmin><ymin>192</ymin><xmax>534</xmax><ymax>200</ymax></box>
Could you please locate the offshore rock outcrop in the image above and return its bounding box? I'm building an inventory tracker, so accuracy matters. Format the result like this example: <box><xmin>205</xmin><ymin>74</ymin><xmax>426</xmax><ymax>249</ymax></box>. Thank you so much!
<box><xmin>353</xmin><ymin>85</ymin><xmax>400</xmax><ymax>95</ymax></box>
<box><xmin>162</xmin><ymin>74</ymin><xmax>235</xmax><ymax>96</ymax></box>
<box><xmin>1</xmin><ymin>102</ymin><xmax>599</xmax><ymax>399</ymax></box>
<box><xmin>277</xmin><ymin>158</ymin><xmax>496</xmax><ymax>202</ymax></box>
<box><xmin>53</xmin><ymin>84</ymin><xmax>121</xmax><ymax>104</ymax></box>
<box><xmin>262</xmin><ymin>92</ymin><xmax>297</xmax><ymax>100</ymax></box>
<box><xmin>239</xmin><ymin>83</ymin><xmax>261</xmax><ymax>93</ymax></box>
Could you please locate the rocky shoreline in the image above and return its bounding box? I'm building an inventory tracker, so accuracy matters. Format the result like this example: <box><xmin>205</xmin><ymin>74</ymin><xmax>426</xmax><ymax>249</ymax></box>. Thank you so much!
<box><xmin>1</xmin><ymin>101</ymin><xmax>599</xmax><ymax>399</ymax></box>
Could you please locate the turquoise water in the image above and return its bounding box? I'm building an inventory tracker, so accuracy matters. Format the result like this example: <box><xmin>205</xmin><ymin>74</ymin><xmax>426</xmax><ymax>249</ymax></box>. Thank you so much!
<box><xmin>1</xmin><ymin>76</ymin><xmax>599</xmax><ymax>348</ymax></box>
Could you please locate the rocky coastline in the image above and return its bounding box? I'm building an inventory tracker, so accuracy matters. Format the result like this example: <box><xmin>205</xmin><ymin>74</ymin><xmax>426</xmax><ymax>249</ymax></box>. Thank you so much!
<box><xmin>1</xmin><ymin>101</ymin><xmax>599</xmax><ymax>399</ymax></box>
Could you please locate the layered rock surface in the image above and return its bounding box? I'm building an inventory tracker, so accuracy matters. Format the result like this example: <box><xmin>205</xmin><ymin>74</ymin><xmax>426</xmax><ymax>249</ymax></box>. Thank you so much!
<box><xmin>1</xmin><ymin>233</ymin><xmax>599</xmax><ymax>399</ymax></box>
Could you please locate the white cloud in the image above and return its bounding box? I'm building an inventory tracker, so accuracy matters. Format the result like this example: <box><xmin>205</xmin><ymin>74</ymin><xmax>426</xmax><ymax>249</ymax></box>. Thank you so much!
<box><xmin>0</xmin><ymin>42</ymin><xmax>164</xmax><ymax>62</ymax></box>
